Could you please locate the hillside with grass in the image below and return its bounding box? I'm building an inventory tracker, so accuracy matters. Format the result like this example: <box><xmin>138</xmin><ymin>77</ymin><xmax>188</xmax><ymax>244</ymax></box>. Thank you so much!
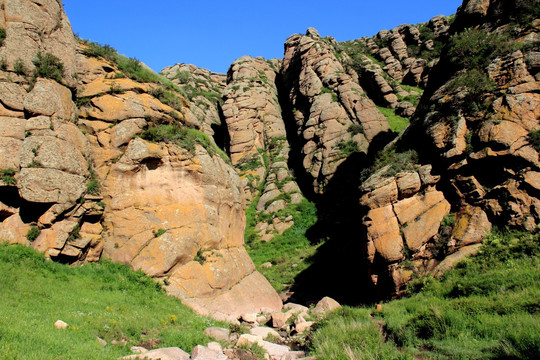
<box><xmin>0</xmin><ymin>244</ymin><xmax>220</xmax><ymax>359</ymax></box>
<box><xmin>310</xmin><ymin>230</ymin><xmax>540</xmax><ymax>359</ymax></box>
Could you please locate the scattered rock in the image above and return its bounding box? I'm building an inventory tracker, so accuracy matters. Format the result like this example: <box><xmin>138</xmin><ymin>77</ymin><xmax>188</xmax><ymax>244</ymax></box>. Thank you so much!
<box><xmin>250</xmin><ymin>327</ymin><xmax>280</xmax><ymax>340</ymax></box>
<box><xmin>271</xmin><ymin>312</ymin><xmax>292</xmax><ymax>330</ymax></box>
<box><xmin>259</xmin><ymin>340</ymin><xmax>291</xmax><ymax>360</ymax></box>
<box><xmin>236</xmin><ymin>334</ymin><xmax>263</xmax><ymax>347</ymax></box>
<box><xmin>54</xmin><ymin>320</ymin><xmax>68</xmax><ymax>329</ymax></box>
<box><xmin>129</xmin><ymin>346</ymin><xmax>146</xmax><ymax>354</ymax></box>
<box><xmin>191</xmin><ymin>344</ymin><xmax>228</xmax><ymax>360</ymax></box>
<box><xmin>120</xmin><ymin>347</ymin><xmax>190</xmax><ymax>360</ymax></box>
<box><xmin>204</xmin><ymin>327</ymin><xmax>230</xmax><ymax>342</ymax></box>
<box><xmin>312</xmin><ymin>297</ymin><xmax>341</xmax><ymax>315</ymax></box>
<box><xmin>241</xmin><ymin>313</ymin><xmax>258</xmax><ymax>323</ymax></box>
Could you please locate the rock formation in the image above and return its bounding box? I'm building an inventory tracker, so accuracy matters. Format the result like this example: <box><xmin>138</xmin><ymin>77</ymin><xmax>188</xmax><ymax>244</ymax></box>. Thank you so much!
<box><xmin>408</xmin><ymin>0</ymin><xmax>540</xmax><ymax>231</ymax></box>
<box><xmin>0</xmin><ymin>0</ymin><xmax>281</xmax><ymax>320</ymax></box>
<box><xmin>0</xmin><ymin>0</ymin><xmax>538</xmax><ymax>313</ymax></box>
<box><xmin>361</xmin><ymin>0</ymin><xmax>539</xmax><ymax>296</ymax></box>
<box><xmin>280</xmin><ymin>28</ymin><xmax>390</xmax><ymax>194</ymax></box>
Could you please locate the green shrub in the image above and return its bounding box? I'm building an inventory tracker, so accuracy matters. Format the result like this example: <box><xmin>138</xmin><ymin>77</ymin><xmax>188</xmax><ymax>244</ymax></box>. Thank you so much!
<box><xmin>76</xmin><ymin>96</ymin><xmax>92</xmax><ymax>108</ymax></box>
<box><xmin>441</xmin><ymin>213</ymin><xmax>456</xmax><ymax>228</ymax></box>
<box><xmin>448</xmin><ymin>29</ymin><xmax>516</xmax><ymax>71</ymax></box>
<box><xmin>149</xmin><ymin>86</ymin><xmax>184</xmax><ymax>112</ymax></box>
<box><xmin>26</xmin><ymin>225</ymin><xmax>41</xmax><ymax>241</ymax></box>
<box><xmin>153</xmin><ymin>228</ymin><xmax>166</xmax><ymax>238</ymax></box>
<box><xmin>108</xmin><ymin>82</ymin><xmax>123</xmax><ymax>94</ymax></box>
<box><xmin>68</xmin><ymin>224</ymin><xmax>81</xmax><ymax>242</ymax></box>
<box><xmin>347</xmin><ymin>123</ymin><xmax>364</xmax><ymax>136</ymax></box>
<box><xmin>32</xmin><ymin>52</ymin><xmax>64</xmax><ymax>82</ymax></box>
<box><xmin>140</xmin><ymin>125</ymin><xmax>230</xmax><ymax>163</ymax></box>
<box><xmin>238</xmin><ymin>153</ymin><xmax>262</xmax><ymax>172</ymax></box>
<box><xmin>0</xmin><ymin>168</ymin><xmax>16</xmax><ymax>185</ymax></box>
<box><xmin>448</xmin><ymin>69</ymin><xmax>496</xmax><ymax>107</ymax></box>
<box><xmin>320</xmin><ymin>86</ymin><xmax>338</xmax><ymax>102</ymax></box>
<box><xmin>193</xmin><ymin>249</ymin><xmax>206</xmax><ymax>265</ymax></box>
<box><xmin>0</xmin><ymin>27</ymin><xmax>6</xmax><ymax>47</ymax></box>
<box><xmin>509</xmin><ymin>0</ymin><xmax>540</xmax><ymax>27</ymax></box>
<box><xmin>173</xmin><ymin>70</ymin><xmax>191</xmax><ymax>84</ymax></box>
<box><xmin>86</xmin><ymin>179</ymin><xmax>100</xmax><ymax>194</ymax></box>
<box><xmin>79</xmin><ymin>39</ymin><xmax>180</xmax><ymax>91</ymax></box>
<box><xmin>86</xmin><ymin>169</ymin><xmax>100</xmax><ymax>195</ymax></box>
<box><xmin>14</xmin><ymin>58</ymin><xmax>27</xmax><ymax>75</ymax></box>
<box><xmin>361</xmin><ymin>148</ymin><xmax>419</xmax><ymax>180</ymax></box>
<box><xmin>528</xmin><ymin>129</ymin><xmax>540</xmax><ymax>152</ymax></box>
<box><xmin>335</xmin><ymin>140</ymin><xmax>359</xmax><ymax>157</ymax></box>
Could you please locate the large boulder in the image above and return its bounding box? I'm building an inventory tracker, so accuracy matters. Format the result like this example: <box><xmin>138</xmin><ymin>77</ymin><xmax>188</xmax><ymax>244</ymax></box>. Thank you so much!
<box><xmin>101</xmin><ymin>138</ymin><xmax>282</xmax><ymax>320</ymax></box>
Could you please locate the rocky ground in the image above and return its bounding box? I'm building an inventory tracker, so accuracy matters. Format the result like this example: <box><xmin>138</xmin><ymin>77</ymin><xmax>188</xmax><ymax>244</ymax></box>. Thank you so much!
<box><xmin>113</xmin><ymin>297</ymin><xmax>341</xmax><ymax>360</ymax></box>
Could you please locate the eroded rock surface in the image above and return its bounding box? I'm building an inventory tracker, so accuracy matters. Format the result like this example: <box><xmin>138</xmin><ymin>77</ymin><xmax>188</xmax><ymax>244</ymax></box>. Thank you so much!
<box><xmin>281</xmin><ymin>28</ymin><xmax>389</xmax><ymax>194</ymax></box>
<box><xmin>0</xmin><ymin>0</ymin><xmax>281</xmax><ymax>321</ymax></box>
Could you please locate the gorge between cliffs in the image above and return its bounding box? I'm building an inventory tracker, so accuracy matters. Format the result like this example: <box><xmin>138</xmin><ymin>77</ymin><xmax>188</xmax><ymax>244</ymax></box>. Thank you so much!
<box><xmin>0</xmin><ymin>0</ymin><xmax>539</xmax><ymax>359</ymax></box>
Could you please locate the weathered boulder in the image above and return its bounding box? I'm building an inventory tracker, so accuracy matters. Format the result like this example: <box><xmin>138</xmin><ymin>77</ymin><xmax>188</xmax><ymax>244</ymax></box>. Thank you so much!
<box><xmin>359</xmin><ymin>165</ymin><xmax>452</xmax><ymax>295</ymax></box>
<box><xmin>120</xmin><ymin>347</ymin><xmax>190</xmax><ymax>360</ymax></box>
<box><xmin>160</xmin><ymin>63</ymin><xmax>226</xmax><ymax>137</ymax></box>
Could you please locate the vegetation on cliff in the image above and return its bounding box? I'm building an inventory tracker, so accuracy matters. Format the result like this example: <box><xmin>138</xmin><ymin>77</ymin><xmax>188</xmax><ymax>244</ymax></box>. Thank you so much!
<box><xmin>246</xmin><ymin>198</ymin><xmax>319</xmax><ymax>292</ymax></box>
<box><xmin>0</xmin><ymin>244</ymin><xmax>220</xmax><ymax>359</ymax></box>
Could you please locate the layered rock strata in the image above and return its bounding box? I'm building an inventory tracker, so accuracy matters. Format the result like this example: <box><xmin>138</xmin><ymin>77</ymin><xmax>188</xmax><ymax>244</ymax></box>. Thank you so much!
<box><xmin>222</xmin><ymin>56</ymin><xmax>302</xmax><ymax>240</ymax></box>
<box><xmin>281</xmin><ymin>28</ymin><xmax>390</xmax><ymax>194</ymax></box>
<box><xmin>410</xmin><ymin>0</ymin><xmax>540</xmax><ymax>231</ymax></box>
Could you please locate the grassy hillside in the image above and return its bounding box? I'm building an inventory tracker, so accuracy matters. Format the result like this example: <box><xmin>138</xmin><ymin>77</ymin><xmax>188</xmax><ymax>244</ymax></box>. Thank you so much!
<box><xmin>0</xmin><ymin>244</ymin><xmax>221</xmax><ymax>360</ymax></box>
<box><xmin>309</xmin><ymin>230</ymin><xmax>540</xmax><ymax>359</ymax></box>
<box><xmin>246</xmin><ymin>199</ymin><xmax>320</xmax><ymax>293</ymax></box>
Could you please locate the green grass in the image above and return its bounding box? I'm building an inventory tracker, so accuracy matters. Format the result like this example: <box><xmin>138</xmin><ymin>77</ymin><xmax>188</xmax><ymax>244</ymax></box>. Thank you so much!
<box><xmin>529</xmin><ymin>129</ymin><xmax>540</xmax><ymax>152</ymax></box>
<box><xmin>309</xmin><ymin>230</ymin><xmax>540</xmax><ymax>359</ymax></box>
<box><xmin>310</xmin><ymin>307</ymin><xmax>411</xmax><ymax>360</ymax></box>
<box><xmin>377</xmin><ymin>106</ymin><xmax>409</xmax><ymax>133</ymax></box>
<box><xmin>0</xmin><ymin>28</ymin><xmax>6</xmax><ymax>47</ymax></box>
<box><xmin>246</xmin><ymin>199</ymin><xmax>319</xmax><ymax>292</ymax></box>
<box><xmin>79</xmin><ymin>39</ymin><xmax>180</xmax><ymax>92</ymax></box>
<box><xmin>0</xmin><ymin>243</ymin><xmax>220</xmax><ymax>359</ymax></box>
<box><xmin>32</xmin><ymin>52</ymin><xmax>64</xmax><ymax>83</ymax></box>
<box><xmin>140</xmin><ymin>125</ymin><xmax>230</xmax><ymax>164</ymax></box>
<box><xmin>0</xmin><ymin>168</ymin><xmax>16</xmax><ymax>185</ymax></box>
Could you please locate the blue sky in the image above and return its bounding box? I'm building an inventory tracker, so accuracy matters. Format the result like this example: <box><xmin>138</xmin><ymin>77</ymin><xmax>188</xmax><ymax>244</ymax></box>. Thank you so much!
<box><xmin>63</xmin><ymin>0</ymin><xmax>463</xmax><ymax>74</ymax></box>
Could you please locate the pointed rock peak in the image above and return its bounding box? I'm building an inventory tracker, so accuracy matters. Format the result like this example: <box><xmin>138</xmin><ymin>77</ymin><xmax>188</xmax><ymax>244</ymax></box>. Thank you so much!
<box><xmin>306</xmin><ymin>27</ymin><xmax>321</xmax><ymax>38</ymax></box>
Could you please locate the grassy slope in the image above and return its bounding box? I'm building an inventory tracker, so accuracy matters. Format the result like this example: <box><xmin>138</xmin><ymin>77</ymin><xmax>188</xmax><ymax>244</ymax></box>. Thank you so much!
<box><xmin>0</xmin><ymin>244</ymin><xmax>221</xmax><ymax>360</ymax></box>
<box><xmin>377</xmin><ymin>106</ymin><xmax>409</xmax><ymax>133</ymax></box>
<box><xmin>310</xmin><ymin>230</ymin><xmax>540</xmax><ymax>360</ymax></box>
<box><xmin>246</xmin><ymin>199</ymin><xmax>320</xmax><ymax>293</ymax></box>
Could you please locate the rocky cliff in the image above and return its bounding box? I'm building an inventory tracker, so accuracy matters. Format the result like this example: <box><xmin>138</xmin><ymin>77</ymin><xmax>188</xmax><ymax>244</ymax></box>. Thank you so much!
<box><xmin>0</xmin><ymin>0</ymin><xmax>281</xmax><ymax>321</ymax></box>
<box><xmin>0</xmin><ymin>0</ymin><xmax>538</xmax><ymax>312</ymax></box>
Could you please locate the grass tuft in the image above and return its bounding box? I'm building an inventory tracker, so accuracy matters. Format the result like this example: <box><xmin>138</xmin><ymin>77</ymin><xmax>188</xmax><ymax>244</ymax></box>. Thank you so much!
<box><xmin>377</xmin><ymin>106</ymin><xmax>409</xmax><ymax>133</ymax></box>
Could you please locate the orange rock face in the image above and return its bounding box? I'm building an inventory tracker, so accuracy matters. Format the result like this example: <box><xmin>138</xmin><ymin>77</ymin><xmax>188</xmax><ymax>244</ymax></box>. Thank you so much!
<box><xmin>100</xmin><ymin>138</ymin><xmax>281</xmax><ymax>318</ymax></box>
